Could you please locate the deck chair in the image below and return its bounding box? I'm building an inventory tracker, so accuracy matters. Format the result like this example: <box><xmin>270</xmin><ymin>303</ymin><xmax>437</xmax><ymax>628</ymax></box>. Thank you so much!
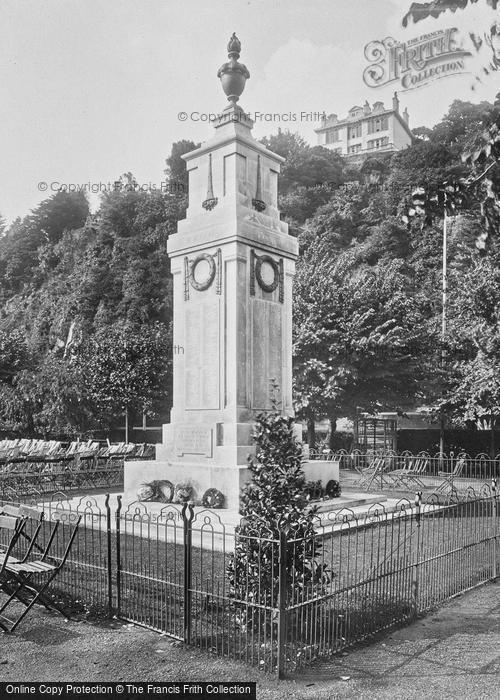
<box><xmin>0</xmin><ymin>514</ymin><xmax>26</xmax><ymax>564</ymax></box>
<box><xmin>358</xmin><ymin>457</ymin><xmax>387</xmax><ymax>489</ymax></box>
<box><xmin>435</xmin><ymin>458</ymin><xmax>466</xmax><ymax>495</ymax></box>
<box><xmin>396</xmin><ymin>457</ymin><xmax>429</xmax><ymax>489</ymax></box>
<box><xmin>0</xmin><ymin>515</ymin><xmax>81</xmax><ymax>632</ymax></box>
<box><xmin>0</xmin><ymin>505</ymin><xmax>45</xmax><ymax>564</ymax></box>
<box><xmin>386</xmin><ymin>458</ymin><xmax>415</xmax><ymax>487</ymax></box>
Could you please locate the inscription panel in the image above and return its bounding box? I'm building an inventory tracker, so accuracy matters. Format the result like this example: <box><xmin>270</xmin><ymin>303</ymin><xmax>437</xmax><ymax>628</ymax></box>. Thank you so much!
<box><xmin>174</xmin><ymin>425</ymin><xmax>213</xmax><ymax>457</ymax></box>
<box><xmin>185</xmin><ymin>298</ymin><xmax>220</xmax><ymax>410</ymax></box>
<box><xmin>252</xmin><ymin>299</ymin><xmax>283</xmax><ymax>410</ymax></box>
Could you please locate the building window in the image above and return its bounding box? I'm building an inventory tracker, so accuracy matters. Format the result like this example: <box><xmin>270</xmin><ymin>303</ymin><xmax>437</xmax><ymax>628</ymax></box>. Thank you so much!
<box><xmin>348</xmin><ymin>124</ymin><xmax>362</xmax><ymax>139</ymax></box>
<box><xmin>348</xmin><ymin>144</ymin><xmax>361</xmax><ymax>154</ymax></box>
<box><xmin>368</xmin><ymin>116</ymin><xmax>388</xmax><ymax>134</ymax></box>
<box><xmin>326</xmin><ymin>128</ymin><xmax>341</xmax><ymax>144</ymax></box>
<box><xmin>367</xmin><ymin>136</ymin><xmax>389</xmax><ymax>150</ymax></box>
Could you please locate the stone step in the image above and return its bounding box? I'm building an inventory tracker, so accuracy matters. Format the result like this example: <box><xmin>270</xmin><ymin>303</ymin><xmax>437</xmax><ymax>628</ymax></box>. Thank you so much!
<box><xmin>313</xmin><ymin>490</ymin><xmax>387</xmax><ymax>513</ymax></box>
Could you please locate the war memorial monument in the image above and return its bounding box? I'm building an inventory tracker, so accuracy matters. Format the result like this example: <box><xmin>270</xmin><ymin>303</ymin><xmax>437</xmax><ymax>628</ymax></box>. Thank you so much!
<box><xmin>124</xmin><ymin>34</ymin><xmax>338</xmax><ymax>510</ymax></box>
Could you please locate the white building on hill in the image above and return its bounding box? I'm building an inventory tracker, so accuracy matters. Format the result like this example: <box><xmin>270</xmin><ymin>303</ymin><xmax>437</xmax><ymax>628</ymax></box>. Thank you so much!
<box><xmin>315</xmin><ymin>92</ymin><xmax>413</xmax><ymax>162</ymax></box>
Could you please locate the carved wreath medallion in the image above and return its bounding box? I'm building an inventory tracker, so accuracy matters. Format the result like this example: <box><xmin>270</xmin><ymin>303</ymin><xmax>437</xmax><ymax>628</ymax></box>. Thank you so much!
<box><xmin>184</xmin><ymin>249</ymin><xmax>222</xmax><ymax>299</ymax></box>
<box><xmin>250</xmin><ymin>249</ymin><xmax>284</xmax><ymax>302</ymax></box>
<box><xmin>190</xmin><ymin>253</ymin><xmax>216</xmax><ymax>291</ymax></box>
<box><xmin>255</xmin><ymin>255</ymin><xmax>280</xmax><ymax>293</ymax></box>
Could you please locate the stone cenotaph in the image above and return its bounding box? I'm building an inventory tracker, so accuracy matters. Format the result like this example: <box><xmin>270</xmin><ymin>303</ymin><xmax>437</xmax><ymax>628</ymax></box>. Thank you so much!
<box><xmin>124</xmin><ymin>34</ymin><xmax>338</xmax><ymax>510</ymax></box>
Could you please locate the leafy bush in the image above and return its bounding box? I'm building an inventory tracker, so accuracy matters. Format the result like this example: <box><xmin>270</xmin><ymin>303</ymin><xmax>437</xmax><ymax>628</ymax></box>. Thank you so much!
<box><xmin>227</xmin><ymin>411</ymin><xmax>330</xmax><ymax>630</ymax></box>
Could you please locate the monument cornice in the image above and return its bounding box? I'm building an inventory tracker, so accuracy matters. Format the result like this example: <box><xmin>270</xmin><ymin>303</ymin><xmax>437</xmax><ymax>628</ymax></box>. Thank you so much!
<box><xmin>167</xmin><ymin>226</ymin><xmax>298</xmax><ymax>259</ymax></box>
<box><xmin>182</xmin><ymin>131</ymin><xmax>285</xmax><ymax>166</ymax></box>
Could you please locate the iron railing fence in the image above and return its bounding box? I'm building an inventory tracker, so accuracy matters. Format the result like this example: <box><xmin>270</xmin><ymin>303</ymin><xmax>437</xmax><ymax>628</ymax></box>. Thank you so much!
<box><xmin>0</xmin><ymin>484</ymin><xmax>498</xmax><ymax>677</ymax></box>
<box><xmin>282</xmin><ymin>486</ymin><xmax>498</xmax><ymax>670</ymax></box>
<box><xmin>0</xmin><ymin>464</ymin><xmax>124</xmax><ymax>500</ymax></box>
<box><xmin>309</xmin><ymin>449</ymin><xmax>500</xmax><ymax>492</ymax></box>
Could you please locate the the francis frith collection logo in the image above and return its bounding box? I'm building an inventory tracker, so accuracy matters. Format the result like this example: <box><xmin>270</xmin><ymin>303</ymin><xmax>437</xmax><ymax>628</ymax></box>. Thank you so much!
<box><xmin>363</xmin><ymin>28</ymin><xmax>472</xmax><ymax>91</ymax></box>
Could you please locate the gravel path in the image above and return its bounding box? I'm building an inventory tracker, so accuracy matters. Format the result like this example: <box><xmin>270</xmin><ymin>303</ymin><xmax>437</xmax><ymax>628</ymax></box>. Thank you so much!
<box><xmin>0</xmin><ymin>581</ymin><xmax>498</xmax><ymax>699</ymax></box>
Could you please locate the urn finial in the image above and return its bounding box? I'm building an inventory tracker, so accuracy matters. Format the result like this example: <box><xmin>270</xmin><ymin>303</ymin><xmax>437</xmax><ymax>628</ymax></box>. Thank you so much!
<box><xmin>227</xmin><ymin>32</ymin><xmax>241</xmax><ymax>58</ymax></box>
<box><xmin>217</xmin><ymin>33</ymin><xmax>250</xmax><ymax>104</ymax></box>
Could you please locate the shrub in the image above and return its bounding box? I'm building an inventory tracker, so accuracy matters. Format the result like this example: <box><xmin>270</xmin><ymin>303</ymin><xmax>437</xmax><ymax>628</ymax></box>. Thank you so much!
<box><xmin>227</xmin><ymin>411</ymin><xmax>330</xmax><ymax>630</ymax></box>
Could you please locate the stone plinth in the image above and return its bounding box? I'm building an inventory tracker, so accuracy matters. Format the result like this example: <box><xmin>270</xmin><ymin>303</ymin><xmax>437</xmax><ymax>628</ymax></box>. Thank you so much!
<box><xmin>303</xmin><ymin>460</ymin><xmax>340</xmax><ymax>484</ymax></box>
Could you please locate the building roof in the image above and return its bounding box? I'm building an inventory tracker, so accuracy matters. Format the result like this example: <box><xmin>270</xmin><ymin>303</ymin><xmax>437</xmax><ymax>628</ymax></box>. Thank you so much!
<box><xmin>315</xmin><ymin>103</ymin><xmax>413</xmax><ymax>141</ymax></box>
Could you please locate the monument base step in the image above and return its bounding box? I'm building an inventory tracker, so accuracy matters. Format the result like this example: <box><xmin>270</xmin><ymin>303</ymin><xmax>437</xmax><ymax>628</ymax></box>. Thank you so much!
<box><xmin>315</xmin><ymin>490</ymin><xmax>387</xmax><ymax>512</ymax></box>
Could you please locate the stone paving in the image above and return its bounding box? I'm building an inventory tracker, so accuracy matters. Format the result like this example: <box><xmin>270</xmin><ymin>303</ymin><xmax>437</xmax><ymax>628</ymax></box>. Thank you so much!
<box><xmin>294</xmin><ymin>581</ymin><xmax>500</xmax><ymax>699</ymax></box>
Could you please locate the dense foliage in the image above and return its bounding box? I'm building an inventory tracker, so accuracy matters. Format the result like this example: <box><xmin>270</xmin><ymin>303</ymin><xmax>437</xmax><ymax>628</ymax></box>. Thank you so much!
<box><xmin>0</xmin><ymin>98</ymin><xmax>499</xmax><ymax>448</ymax></box>
<box><xmin>0</xmin><ymin>174</ymin><xmax>186</xmax><ymax>437</ymax></box>
<box><xmin>290</xmin><ymin>97</ymin><xmax>500</xmax><ymax>449</ymax></box>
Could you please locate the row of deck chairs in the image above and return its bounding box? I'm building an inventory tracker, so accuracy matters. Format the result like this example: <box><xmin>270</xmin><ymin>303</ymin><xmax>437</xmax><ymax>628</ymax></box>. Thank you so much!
<box><xmin>0</xmin><ymin>441</ymin><xmax>155</xmax><ymax>497</ymax></box>
<box><xmin>0</xmin><ymin>503</ymin><xmax>80</xmax><ymax>632</ymax></box>
<box><xmin>0</xmin><ymin>439</ymin><xmax>155</xmax><ymax>469</ymax></box>
<box><xmin>0</xmin><ymin>439</ymin><xmax>100</xmax><ymax>465</ymax></box>
<box><xmin>357</xmin><ymin>456</ymin><xmax>467</xmax><ymax>494</ymax></box>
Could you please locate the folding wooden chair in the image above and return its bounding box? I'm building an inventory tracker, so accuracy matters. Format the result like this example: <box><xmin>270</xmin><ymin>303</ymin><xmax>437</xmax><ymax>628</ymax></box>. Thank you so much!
<box><xmin>0</xmin><ymin>505</ymin><xmax>45</xmax><ymax>564</ymax></box>
<box><xmin>0</xmin><ymin>515</ymin><xmax>81</xmax><ymax>632</ymax></box>
<box><xmin>0</xmin><ymin>513</ymin><xmax>26</xmax><ymax>561</ymax></box>
<box><xmin>396</xmin><ymin>457</ymin><xmax>429</xmax><ymax>489</ymax></box>
<box><xmin>435</xmin><ymin>458</ymin><xmax>466</xmax><ymax>495</ymax></box>
<box><xmin>358</xmin><ymin>456</ymin><xmax>388</xmax><ymax>489</ymax></box>
<box><xmin>386</xmin><ymin>458</ymin><xmax>415</xmax><ymax>487</ymax></box>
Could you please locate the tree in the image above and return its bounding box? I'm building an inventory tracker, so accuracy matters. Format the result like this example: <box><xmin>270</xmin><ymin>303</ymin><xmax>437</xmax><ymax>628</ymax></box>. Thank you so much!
<box><xmin>34</xmin><ymin>191</ymin><xmax>89</xmax><ymax>244</ymax></box>
<box><xmin>402</xmin><ymin>1</ymin><xmax>498</xmax><ymax>28</ymax></box>
<box><xmin>0</xmin><ymin>192</ymin><xmax>88</xmax><ymax>295</ymax></box>
<box><xmin>1</xmin><ymin>356</ymin><xmax>91</xmax><ymax>437</ymax></box>
<box><xmin>260</xmin><ymin>131</ymin><xmax>343</xmax><ymax>196</ymax></box>
<box><xmin>165</xmin><ymin>140</ymin><xmax>198</xmax><ymax>190</ymax></box>
<box><xmin>74</xmin><ymin>323</ymin><xmax>172</xmax><ymax>441</ymax></box>
<box><xmin>440</xmin><ymin>256</ymin><xmax>500</xmax><ymax>454</ymax></box>
<box><xmin>293</xmin><ymin>246</ymin><xmax>437</xmax><ymax>447</ymax></box>
<box><xmin>0</xmin><ymin>329</ymin><xmax>31</xmax><ymax>384</ymax></box>
<box><xmin>462</xmin><ymin>94</ymin><xmax>500</xmax><ymax>251</ymax></box>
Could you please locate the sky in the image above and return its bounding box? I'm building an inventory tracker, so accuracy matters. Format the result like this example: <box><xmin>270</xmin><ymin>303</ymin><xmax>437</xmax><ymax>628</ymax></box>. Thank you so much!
<box><xmin>1</xmin><ymin>0</ymin><xmax>499</xmax><ymax>224</ymax></box>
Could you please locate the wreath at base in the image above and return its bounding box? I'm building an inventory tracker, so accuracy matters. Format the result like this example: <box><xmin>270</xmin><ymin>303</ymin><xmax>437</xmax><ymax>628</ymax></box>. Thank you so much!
<box><xmin>137</xmin><ymin>479</ymin><xmax>174</xmax><ymax>503</ymax></box>
<box><xmin>201</xmin><ymin>488</ymin><xmax>225</xmax><ymax>509</ymax></box>
<box><xmin>303</xmin><ymin>480</ymin><xmax>324</xmax><ymax>501</ymax></box>
<box><xmin>174</xmin><ymin>483</ymin><xmax>193</xmax><ymax>503</ymax></box>
<box><xmin>325</xmin><ymin>479</ymin><xmax>342</xmax><ymax>498</ymax></box>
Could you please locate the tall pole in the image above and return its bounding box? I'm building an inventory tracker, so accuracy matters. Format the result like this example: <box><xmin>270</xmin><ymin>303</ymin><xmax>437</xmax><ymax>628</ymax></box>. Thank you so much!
<box><xmin>439</xmin><ymin>203</ymin><xmax>448</xmax><ymax>459</ymax></box>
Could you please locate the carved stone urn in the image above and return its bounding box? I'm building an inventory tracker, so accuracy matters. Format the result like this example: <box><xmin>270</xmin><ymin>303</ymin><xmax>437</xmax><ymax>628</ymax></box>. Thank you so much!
<box><xmin>217</xmin><ymin>32</ymin><xmax>250</xmax><ymax>103</ymax></box>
